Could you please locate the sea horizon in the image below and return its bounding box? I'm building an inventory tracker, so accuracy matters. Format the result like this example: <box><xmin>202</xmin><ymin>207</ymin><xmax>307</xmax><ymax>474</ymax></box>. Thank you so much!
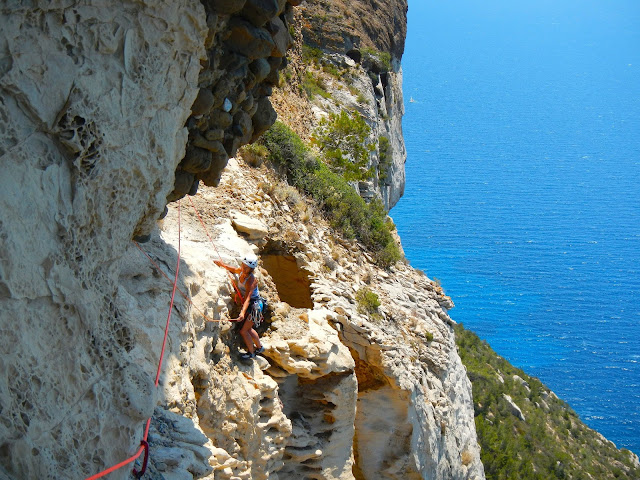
<box><xmin>393</xmin><ymin>0</ymin><xmax>640</xmax><ymax>454</ymax></box>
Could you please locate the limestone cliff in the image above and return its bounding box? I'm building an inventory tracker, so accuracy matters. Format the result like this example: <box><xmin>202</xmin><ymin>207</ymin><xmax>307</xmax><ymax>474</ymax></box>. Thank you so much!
<box><xmin>300</xmin><ymin>0</ymin><xmax>408</xmax><ymax>210</ymax></box>
<box><xmin>0</xmin><ymin>2</ymin><xmax>483</xmax><ymax>480</ymax></box>
<box><xmin>272</xmin><ymin>2</ymin><xmax>407</xmax><ymax>210</ymax></box>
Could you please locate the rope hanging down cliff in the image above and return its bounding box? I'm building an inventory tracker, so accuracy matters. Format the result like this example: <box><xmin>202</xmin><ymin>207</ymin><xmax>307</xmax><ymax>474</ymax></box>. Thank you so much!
<box><xmin>85</xmin><ymin>201</ymin><xmax>182</xmax><ymax>480</ymax></box>
<box><xmin>136</xmin><ymin>195</ymin><xmax>247</xmax><ymax>323</ymax></box>
<box><xmin>85</xmin><ymin>194</ymin><xmax>250</xmax><ymax>479</ymax></box>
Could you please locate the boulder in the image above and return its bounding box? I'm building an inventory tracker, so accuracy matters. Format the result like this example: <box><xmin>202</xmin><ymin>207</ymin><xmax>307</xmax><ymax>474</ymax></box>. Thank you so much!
<box><xmin>249</xmin><ymin>57</ymin><xmax>271</xmax><ymax>83</ymax></box>
<box><xmin>207</xmin><ymin>0</ymin><xmax>247</xmax><ymax>15</ymax></box>
<box><xmin>192</xmin><ymin>136</ymin><xmax>227</xmax><ymax>155</ymax></box>
<box><xmin>232</xmin><ymin>110</ymin><xmax>254</xmax><ymax>145</ymax></box>
<box><xmin>225</xmin><ymin>17</ymin><xmax>275</xmax><ymax>60</ymax></box>
<box><xmin>209</xmin><ymin>110</ymin><xmax>233</xmax><ymax>129</ymax></box>
<box><xmin>231</xmin><ymin>212</ymin><xmax>269</xmax><ymax>240</ymax></box>
<box><xmin>191</xmin><ymin>88</ymin><xmax>215</xmax><ymax>115</ymax></box>
<box><xmin>197</xmin><ymin>152</ymin><xmax>229</xmax><ymax>187</ymax></box>
<box><xmin>181</xmin><ymin>147</ymin><xmax>213</xmax><ymax>174</ymax></box>
<box><xmin>168</xmin><ymin>169</ymin><xmax>196</xmax><ymax>202</ymax></box>
<box><xmin>240</xmin><ymin>0</ymin><xmax>287</xmax><ymax>27</ymax></box>
<box><xmin>267</xmin><ymin>16</ymin><xmax>290</xmax><ymax>58</ymax></box>
<box><xmin>502</xmin><ymin>394</ymin><xmax>526</xmax><ymax>422</ymax></box>
<box><xmin>251</xmin><ymin>96</ymin><xmax>277</xmax><ymax>141</ymax></box>
<box><xmin>204</xmin><ymin>128</ymin><xmax>225</xmax><ymax>141</ymax></box>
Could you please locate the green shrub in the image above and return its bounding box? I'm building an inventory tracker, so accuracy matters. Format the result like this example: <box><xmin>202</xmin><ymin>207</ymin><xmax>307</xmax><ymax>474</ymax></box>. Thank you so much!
<box><xmin>239</xmin><ymin>143</ymin><xmax>269</xmax><ymax>167</ymax></box>
<box><xmin>356</xmin><ymin>287</ymin><xmax>381</xmax><ymax>320</ymax></box>
<box><xmin>281</xmin><ymin>66</ymin><xmax>293</xmax><ymax>83</ymax></box>
<box><xmin>260</xmin><ymin>121</ymin><xmax>317</xmax><ymax>186</ymax></box>
<box><xmin>302</xmin><ymin>71</ymin><xmax>331</xmax><ymax>100</ymax></box>
<box><xmin>260</xmin><ymin>122</ymin><xmax>402</xmax><ymax>267</ymax></box>
<box><xmin>322</xmin><ymin>63</ymin><xmax>341</xmax><ymax>78</ymax></box>
<box><xmin>455</xmin><ymin>323</ymin><xmax>640</xmax><ymax>480</ymax></box>
<box><xmin>302</xmin><ymin>45</ymin><xmax>324</xmax><ymax>66</ymax></box>
<box><xmin>311</xmin><ymin>110</ymin><xmax>375</xmax><ymax>182</ymax></box>
<box><xmin>361</xmin><ymin>47</ymin><xmax>392</xmax><ymax>72</ymax></box>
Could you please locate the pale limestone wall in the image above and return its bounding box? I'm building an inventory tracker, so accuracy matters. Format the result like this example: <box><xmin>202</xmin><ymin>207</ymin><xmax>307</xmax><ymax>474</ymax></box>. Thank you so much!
<box><xmin>270</xmin><ymin>7</ymin><xmax>407</xmax><ymax>211</ymax></box>
<box><xmin>0</xmin><ymin>2</ymin><xmax>205</xmax><ymax>478</ymax></box>
<box><xmin>299</xmin><ymin>53</ymin><xmax>407</xmax><ymax>211</ymax></box>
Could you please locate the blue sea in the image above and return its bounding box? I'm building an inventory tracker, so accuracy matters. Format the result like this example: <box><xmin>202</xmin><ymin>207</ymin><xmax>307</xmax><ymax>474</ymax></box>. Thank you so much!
<box><xmin>392</xmin><ymin>0</ymin><xmax>640</xmax><ymax>454</ymax></box>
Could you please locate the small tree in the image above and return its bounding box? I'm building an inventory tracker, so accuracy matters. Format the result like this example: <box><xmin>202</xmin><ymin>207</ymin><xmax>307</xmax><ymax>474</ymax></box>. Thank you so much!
<box><xmin>311</xmin><ymin>110</ymin><xmax>375</xmax><ymax>182</ymax></box>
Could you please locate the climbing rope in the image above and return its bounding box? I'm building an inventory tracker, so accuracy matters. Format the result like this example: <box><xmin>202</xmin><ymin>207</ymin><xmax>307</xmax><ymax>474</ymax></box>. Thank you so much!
<box><xmin>133</xmin><ymin>241</ymin><xmax>225</xmax><ymax>323</ymax></box>
<box><xmin>187</xmin><ymin>195</ymin><xmax>245</xmax><ymax>305</ymax></box>
<box><xmin>86</xmin><ymin>194</ymin><xmax>245</xmax><ymax>479</ymax></box>
<box><xmin>85</xmin><ymin>200</ymin><xmax>182</xmax><ymax>480</ymax></box>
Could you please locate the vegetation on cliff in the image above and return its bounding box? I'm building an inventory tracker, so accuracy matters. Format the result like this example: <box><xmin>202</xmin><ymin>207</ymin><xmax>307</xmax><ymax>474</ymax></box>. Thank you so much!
<box><xmin>311</xmin><ymin>109</ymin><xmax>376</xmax><ymax>182</ymax></box>
<box><xmin>455</xmin><ymin>324</ymin><xmax>640</xmax><ymax>480</ymax></box>
<box><xmin>260</xmin><ymin>121</ymin><xmax>402</xmax><ymax>267</ymax></box>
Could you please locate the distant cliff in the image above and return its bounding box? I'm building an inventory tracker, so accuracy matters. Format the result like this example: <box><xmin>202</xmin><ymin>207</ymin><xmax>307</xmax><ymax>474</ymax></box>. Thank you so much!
<box><xmin>272</xmin><ymin>0</ymin><xmax>408</xmax><ymax>210</ymax></box>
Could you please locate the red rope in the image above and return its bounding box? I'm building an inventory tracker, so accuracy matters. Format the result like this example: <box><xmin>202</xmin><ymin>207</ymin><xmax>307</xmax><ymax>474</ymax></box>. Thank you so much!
<box><xmin>132</xmin><ymin>440</ymin><xmax>149</xmax><ymax>479</ymax></box>
<box><xmin>85</xmin><ymin>201</ymin><xmax>182</xmax><ymax>479</ymax></box>
<box><xmin>152</xmin><ymin>199</ymin><xmax>180</xmax><ymax>387</ymax></box>
<box><xmin>84</xmin><ymin>444</ymin><xmax>146</xmax><ymax>480</ymax></box>
<box><xmin>133</xmin><ymin>242</ymin><xmax>228</xmax><ymax>323</ymax></box>
<box><xmin>187</xmin><ymin>195</ymin><xmax>244</xmax><ymax>305</ymax></box>
<box><xmin>86</xmin><ymin>194</ymin><xmax>247</xmax><ymax>479</ymax></box>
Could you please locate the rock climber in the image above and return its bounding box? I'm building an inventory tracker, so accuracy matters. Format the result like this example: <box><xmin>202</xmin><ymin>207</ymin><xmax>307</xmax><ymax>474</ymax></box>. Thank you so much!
<box><xmin>214</xmin><ymin>253</ymin><xmax>265</xmax><ymax>360</ymax></box>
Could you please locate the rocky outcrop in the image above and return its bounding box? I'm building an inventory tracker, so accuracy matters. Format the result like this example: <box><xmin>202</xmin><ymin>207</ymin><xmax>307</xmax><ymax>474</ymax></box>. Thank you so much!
<box><xmin>0</xmin><ymin>3</ymin><xmax>206</xmax><ymax>477</ymax></box>
<box><xmin>299</xmin><ymin>0</ymin><xmax>408</xmax><ymax>62</ymax></box>
<box><xmin>299</xmin><ymin>52</ymin><xmax>406</xmax><ymax>210</ymax></box>
<box><xmin>301</xmin><ymin>0</ymin><xmax>408</xmax><ymax>210</ymax></box>
<box><xmin>168</xmin><ymin>0</ymin><xmax>298</xmax><ymax>204</ymax></box>
<box><xmin>111</xmin><ymin>159</ymin><xmax>484</xmax><ymax>479</ymax></box>
<box><xmin>0</xmin><ymin>0</ymin><xmax>293</xmax><ymax>477</ymax></box>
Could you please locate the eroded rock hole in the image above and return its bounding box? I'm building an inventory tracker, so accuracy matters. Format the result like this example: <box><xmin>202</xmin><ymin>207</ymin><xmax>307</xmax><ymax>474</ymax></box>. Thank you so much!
<box><xmin>261</xmin><ymin>254</ymin><xmax>312</xmax><ymax>308</ymax></box>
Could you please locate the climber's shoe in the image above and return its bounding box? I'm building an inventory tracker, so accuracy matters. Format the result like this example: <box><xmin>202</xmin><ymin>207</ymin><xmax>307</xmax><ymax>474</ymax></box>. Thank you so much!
<box><xmin>241</xmin><ymin>352</ymin><xmax>255</xmax><ymax>361</ymax></box>
<box><xmin>255</xmin><ymin>346</ymin><xmax>265</xmax><ymax>355</ymax></box>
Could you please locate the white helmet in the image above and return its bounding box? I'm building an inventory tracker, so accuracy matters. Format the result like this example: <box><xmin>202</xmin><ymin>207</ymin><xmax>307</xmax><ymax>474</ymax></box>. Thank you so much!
<box><xmin>242</xmin><ymin>253</ymin><xmax>258</xmax><ymax>269</ymax></box>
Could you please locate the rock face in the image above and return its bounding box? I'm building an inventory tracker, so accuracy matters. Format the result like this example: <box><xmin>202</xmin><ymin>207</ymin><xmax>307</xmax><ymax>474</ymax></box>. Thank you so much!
<box><xmin>0</xmin><ymin>2</ymin><xmax>484</xmax><ymax>480</ymax></box>
<box><xmin>296</xmin><ymin>51</ymin><xmax>406</xmax><ymax>210</ymax></box>
<box><xmin>169</xmin><ymin>0</ymin><xmax>298</xmax><ymax>204</ymax></box>
<box><xmin>300</xmin><ymin>0</ymin><xmax>408</xmax><ymax>62</ymax></box>
<box><xmin>114</xmin><ymin>159</ymin><xmax>485</xmax><ymax>479</ymax></box>
<box><xmin>0</xmin><ymin>2</ymin><xmax>206</xmax><ymax>478</ymax></box>
<box><xmin>289</xmin><ymin>0</ymin><xmax>409</xmax><ymax>210</ymax></box>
